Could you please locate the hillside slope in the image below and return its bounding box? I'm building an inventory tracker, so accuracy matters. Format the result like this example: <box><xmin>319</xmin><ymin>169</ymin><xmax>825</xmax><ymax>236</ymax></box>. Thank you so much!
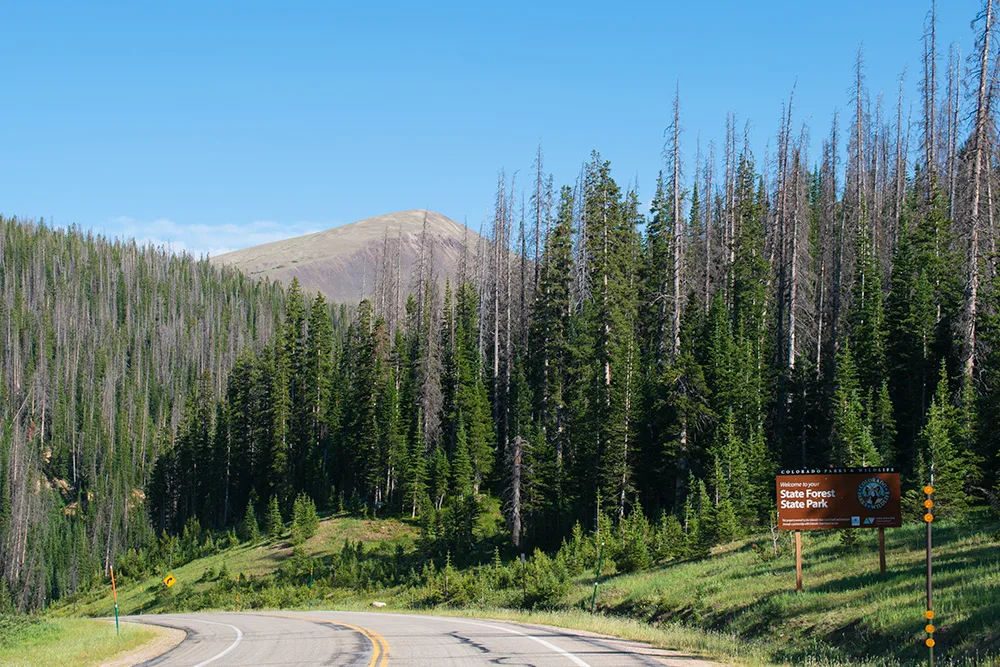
<box><xmin>0</xmin><ymin>216</ymin><xmax>285</xmax><ymax>612</ymax></box>
<box><xmin>58</xmin><ymin>514</ymin><xmax>1000</xmax><ymax>667</ymax></box>
<box><xmin>210</xmin><ymin>209</ymin><xmax>482</xmax><ymax>304</ymax></box>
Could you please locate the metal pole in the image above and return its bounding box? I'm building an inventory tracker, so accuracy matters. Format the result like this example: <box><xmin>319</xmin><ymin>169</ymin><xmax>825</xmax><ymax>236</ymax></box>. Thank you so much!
<box><xmin>110</xmin><ymin>566</ymin><xmax>120</xmax><ymax>637</ymax></box>
<box><xmin>308</xmin><ymin>567</ymin><xmax>314</xmax><ymax>609</ymax></box>
<box><xmin>590</xmin><ymin>542</ymin><xmax>605</xmax><ymax>613</ymax></box>
<box><xmin>924</xmin><ymin>483</ymin><xmax>935</xmax><ymax>667</ymax></box>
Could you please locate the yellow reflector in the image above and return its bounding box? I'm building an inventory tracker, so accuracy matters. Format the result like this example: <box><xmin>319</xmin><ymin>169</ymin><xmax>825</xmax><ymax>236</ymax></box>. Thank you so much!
<box><xmin>925</xmin><ymin>610</ymin><xmax>935</xmax><ymax>620</ymax></box>
<box><xmin>924</xmin><ymin>499</ymin><xmax>934</xmax><ymax>508</ymax></box>
<box><xmin>926</xmin><ymin>638</ymin><xmax>936</xmax><ymax>648</ymax></box>
<box><xmin>926</xmin><ymin>624</ymin><xmax>935</xmax><ymax>633</ymax></box>
<box><xmin>924</xmin><ymin>513</ymin><xmax>934</xmax><ymax>523</ymax></box>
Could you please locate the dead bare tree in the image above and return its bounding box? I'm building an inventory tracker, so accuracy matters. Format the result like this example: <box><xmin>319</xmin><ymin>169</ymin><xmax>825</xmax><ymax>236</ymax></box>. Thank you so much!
<box><xmin>922</xmin><ymin>0</ymin><xmax>940</xmax><ymax>190</ymax></box>
<box><xmin>664</xmin><ymin>84</ymin><xmax>684</xmax><ymax>357</ymax></box>
<box><xmin>965</xmin><ymin>0</ymin><xmax>996</xmax><ymax>380</ymax></box>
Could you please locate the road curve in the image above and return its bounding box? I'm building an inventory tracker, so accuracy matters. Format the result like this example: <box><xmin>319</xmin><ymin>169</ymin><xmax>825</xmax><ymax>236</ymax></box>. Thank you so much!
<box><xmin>125</xmin><ymin>610</ymin><xmax>720</xmax><ymax>666</ymax></box>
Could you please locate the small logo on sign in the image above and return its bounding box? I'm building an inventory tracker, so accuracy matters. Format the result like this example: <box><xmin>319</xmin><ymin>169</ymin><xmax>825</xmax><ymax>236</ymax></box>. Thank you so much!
<box><xmin>857</xmin><ymin>477</ymin><xmax>890</xmax><ymax>511</ymax></box>
<box><xmin>852</xmin><ymin>516</ymin><xmax>861</xmax><ymax>526</ymax></box>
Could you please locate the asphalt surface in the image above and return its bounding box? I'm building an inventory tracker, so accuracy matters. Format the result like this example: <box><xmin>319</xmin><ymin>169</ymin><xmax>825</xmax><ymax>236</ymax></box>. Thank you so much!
<box><xmin>126</xmin><ymin>610</ymin><xmax>719</xmax><ymax>666</ymax></box>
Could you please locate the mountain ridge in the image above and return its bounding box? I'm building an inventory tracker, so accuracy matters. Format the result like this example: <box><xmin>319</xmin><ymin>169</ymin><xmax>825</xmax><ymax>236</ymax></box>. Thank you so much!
<box><xmin>210</xmin><ymin>209</ymin><xmax>482</xmax><ymax>304</ymax></box>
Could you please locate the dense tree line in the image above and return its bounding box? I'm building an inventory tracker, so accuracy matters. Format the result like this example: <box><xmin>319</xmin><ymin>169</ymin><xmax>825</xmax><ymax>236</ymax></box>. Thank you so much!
<box><xmin>4</xmin><ymin>0</ymin><xmax>1000</xmax><ymax>612</ymax></box>
<box><xmin>159</xmin><ymin>0</ymin><xmax>999</xmax><ymax>553</ymax></box>
<box><xmin>0</xmin><ymin>218</ymin><xmax>285</xmax><ymax>610</ymax></box>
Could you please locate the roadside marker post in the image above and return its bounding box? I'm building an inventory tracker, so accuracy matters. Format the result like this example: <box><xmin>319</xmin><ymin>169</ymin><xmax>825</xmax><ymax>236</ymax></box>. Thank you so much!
<box><xmin>590</xmin><ymin>542</ymin><xmax>605</xmax><ymax>613</ymax></box>
<box><xmin>924</xmin><ymin>484</ymin><xmax>935</xmax><ymax>667</ymax></box>
<box><xmin>519</xmin><ymin>553</ymin><xmax>527</xmax><ymax>605</ymax></box>
<box><xmin>109</xmin><ymin>565</ymin><xmax>120</xmax><ymax>637</ymax></box>
<box><xmin>308</xmin><ymin>566</ymin><xmax>314</xmax><ymax>609</ymax></box>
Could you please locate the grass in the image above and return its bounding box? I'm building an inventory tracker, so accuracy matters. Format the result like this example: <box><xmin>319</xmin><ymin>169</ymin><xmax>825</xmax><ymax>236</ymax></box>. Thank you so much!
<box><xmin>0</xmin><ymin>616</ymin><xmax>159</xmax><ymax>667</ymax></box>
<box><xmin>55</xmin><ymin>513</ymin><xmax>419</xmax><ymax>618</ymax></box>
<box><xmin>554</xmin><ymin>520</ymin><xmax>1000</xmax><ymax>666</ymax></box>
<box><xmin>51</xmin><ymin>512</ymin><xmax>1000</xmax><ymax>666</ymax></box>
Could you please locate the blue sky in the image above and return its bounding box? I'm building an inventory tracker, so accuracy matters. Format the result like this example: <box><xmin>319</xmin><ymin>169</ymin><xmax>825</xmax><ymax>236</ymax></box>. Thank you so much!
<box><xmin>0</xmin><ymin>1</ymin><xmax>982</xmax><ymax>256</ymax></box>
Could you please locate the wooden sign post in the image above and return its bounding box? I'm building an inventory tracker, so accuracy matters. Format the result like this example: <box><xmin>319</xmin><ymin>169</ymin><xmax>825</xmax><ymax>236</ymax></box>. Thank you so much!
<box><xmin>776</xmin><ymin>467</ymin><xmax>901</xmax><ymax>591</ymax></box>
<box><xmin>878</xmin><ymin>527</ymin><xmax>887</xmax><ymax>575</ymax></box>
<box><xmin>794</xmin><ymin>531</ymin><xmax>802</xmax><ymax>592</ymax></box>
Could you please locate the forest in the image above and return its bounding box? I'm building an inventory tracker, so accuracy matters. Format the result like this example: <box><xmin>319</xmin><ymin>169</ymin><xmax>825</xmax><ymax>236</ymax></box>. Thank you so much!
<box><xmin>3</xmin><ymin>1</ymin><xmax>1000</xmax><ymax>613</ymax></box>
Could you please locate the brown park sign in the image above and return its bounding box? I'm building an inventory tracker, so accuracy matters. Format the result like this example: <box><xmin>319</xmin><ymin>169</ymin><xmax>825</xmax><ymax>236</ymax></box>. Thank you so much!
<box><xmin>776</xmin><ymin>467</ymin><xmax>901</xmax><ymax>531</ymax></box>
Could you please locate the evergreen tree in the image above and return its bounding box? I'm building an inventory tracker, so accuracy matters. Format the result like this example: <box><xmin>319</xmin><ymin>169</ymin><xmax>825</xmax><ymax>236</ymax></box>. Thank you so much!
<box><xmin>529</xmin><ymin>186</ymin><xmax>575</xmax><ymax>524</ymax></box>
<box><xmin>304</xmin><ymin>294</ymin><xmax>334</xmax><ymax>500</ymax></box>
<box><xmin>265</xmin><ymin>496</ymin><xmax>284</xmax><ymax>540</ymax></box>
<box><xmin>918</xmin><ymin>362</ymin><xmax>977</xmax><ymax>517</ymax></box>
<box><xmin>831</xmin><ymin>343</ymin><xmax>879</xmax><ymax>466</ymax></box>
<box><xmin>450</xmin><ymin>418</ymin><xmax>475</xmax><ymax>499</ymax></box>
<box><xmin>581</xmin><ymin>153</ymin><xmax>642</xmax><ymax>518</ymax></box>
<box><xmin>241</xmin><ymin>498</ymin><xmax>260</xmax><ymax>543</ymax></box>
<box><xmin>340</xmin><ymin>300</ymin><xmax>381</xmax><ymax>502</ymax></box>
<box><xmin>291</xmin><ymin>492</ymin><xmax>320</xmax><ymax>544</ymax></box>
<box><xmin>871</xmin><ymin>381</ymin><xmax>897</xmax><ymax>465</ymax></box>
<box><xmin>403</xmin><ymin>410</ymin><xmax>428</xmax><ymax>519</ymax></box>
<box><xmin>849</xmin><ymin>221</ymin><xmax>887</xmax><ymax>395</ymax></box>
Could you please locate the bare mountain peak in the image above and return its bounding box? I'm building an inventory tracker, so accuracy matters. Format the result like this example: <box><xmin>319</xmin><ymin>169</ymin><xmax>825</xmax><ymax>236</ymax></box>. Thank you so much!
<box><xmin>210</xmin><ymin>210</ymin><xmax>479</xmax><ymax>304</ymax></box>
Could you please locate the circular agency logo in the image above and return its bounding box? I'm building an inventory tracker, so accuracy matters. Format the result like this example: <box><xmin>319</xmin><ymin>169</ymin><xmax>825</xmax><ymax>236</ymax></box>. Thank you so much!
<box><xmin>856</xmin><ymin>477</ymin><xmax>891</xmax><ymax>511</ymax></box>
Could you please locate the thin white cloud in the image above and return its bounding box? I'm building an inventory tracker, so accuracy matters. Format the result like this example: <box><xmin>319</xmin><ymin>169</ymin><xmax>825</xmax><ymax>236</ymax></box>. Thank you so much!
<box><xmin>109</xmin><ymin>217</ymin><xmax>328</xmax><ymax>258</ymax></box>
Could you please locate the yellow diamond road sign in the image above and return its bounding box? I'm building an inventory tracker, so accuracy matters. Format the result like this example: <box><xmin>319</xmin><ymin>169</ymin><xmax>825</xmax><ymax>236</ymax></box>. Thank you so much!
<box><xmin>163</xmin><ymin>574</ymin><xmax>176</xmax><ymax>588</ymax></box>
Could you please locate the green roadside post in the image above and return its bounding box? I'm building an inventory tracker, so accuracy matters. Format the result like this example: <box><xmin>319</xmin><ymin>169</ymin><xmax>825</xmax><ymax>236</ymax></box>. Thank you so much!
<box><xmin>590</xmin><ymin>542</ymin><xmax>605</xmax><ymax>613</ymax></box>
<box><xmin>520</xmin><ymin>553</ymin><xmax>527</xmax><ymax>605</ymax></box>
<box><xmin>110</xmin><ymin>566</ymin><xmax>120</xmax><ymax>637</ymax></box>
<box><xmin>308</xmin><ymin>566</ymin><xmax>314</xmax><ymax>609</ymax></box>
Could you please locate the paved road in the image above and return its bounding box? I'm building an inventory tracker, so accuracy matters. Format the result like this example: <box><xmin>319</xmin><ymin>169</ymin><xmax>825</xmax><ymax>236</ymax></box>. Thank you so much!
<box><xmin>126</xmin><ymin>610</ymin><xmax>719</xmax><ymax>666</ymax></box>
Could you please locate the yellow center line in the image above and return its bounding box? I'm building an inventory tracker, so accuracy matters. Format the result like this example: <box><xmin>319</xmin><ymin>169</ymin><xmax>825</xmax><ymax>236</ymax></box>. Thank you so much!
<box><xmin>262</xmin><ymin>613</ymin><xmax>389</xmax><ymax>667</ymax></box>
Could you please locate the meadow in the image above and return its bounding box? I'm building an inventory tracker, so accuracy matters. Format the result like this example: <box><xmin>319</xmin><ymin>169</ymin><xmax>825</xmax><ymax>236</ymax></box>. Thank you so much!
<box><xmin>51</xmin><ymin>510</ymin><xmax>1000</xmax><ymax>666</ymax></box>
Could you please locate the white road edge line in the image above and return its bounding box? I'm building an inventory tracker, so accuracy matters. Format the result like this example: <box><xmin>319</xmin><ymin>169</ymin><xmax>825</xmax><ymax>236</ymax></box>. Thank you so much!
<box><xmin>446</xmin><ymin>618</ymin><xmax>592</xmax><ymax>667</ymax></box>
<box><xmin>180</xmin><ymin>617</ymin><xmax>244</xmax><ymax>667</ymax></box>
<box><xmin>298</xmin><ymin>611</ymin><xmax>592</xmax><ymax>667</ymax></box>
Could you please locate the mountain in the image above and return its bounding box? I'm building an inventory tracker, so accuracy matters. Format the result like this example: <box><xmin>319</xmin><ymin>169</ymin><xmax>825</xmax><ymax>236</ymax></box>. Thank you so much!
<box><xmin>210</xmin><ymin>209</ymin><xmax>481</xmax><ymax>304</ymax></box>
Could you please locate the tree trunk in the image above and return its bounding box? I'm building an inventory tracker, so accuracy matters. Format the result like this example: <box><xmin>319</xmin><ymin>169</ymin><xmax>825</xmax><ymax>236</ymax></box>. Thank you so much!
<box><xmin>966</xmin><ymin>0</ymin><xmax>994</xmax><ymax>380</ymax></box>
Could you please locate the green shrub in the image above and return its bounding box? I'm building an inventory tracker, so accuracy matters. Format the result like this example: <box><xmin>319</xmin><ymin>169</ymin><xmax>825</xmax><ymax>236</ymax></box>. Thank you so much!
<box><xmin>291</xmin><ymin>493</ymin><xmax>319</xmax><ymax>544</ymax></box>
<box><xmin>525</xmin><ymin>549</ymin><xmax>570</xmax><ymax>608</ymax></box>
<box><xmin>616</xmin><ymin>506</ymin><xmax>651</xmax><ymax>573</ymax></box>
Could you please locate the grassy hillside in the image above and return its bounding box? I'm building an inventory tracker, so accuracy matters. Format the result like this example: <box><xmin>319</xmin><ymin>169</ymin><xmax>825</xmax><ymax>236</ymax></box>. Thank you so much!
<box><xmin>54</xmin><ymin>514</ymin><xmax>419</xmax><ymax>618</ymax></box>
<box><xmin>572</xmin><ymin>521</ymin><xmax>1000</xmax><ymax>666</ymax></box>
<box><xmin>53</xmin><ymin>513</ymin><xmax>1000</xmax><ymax>666</ymax></box>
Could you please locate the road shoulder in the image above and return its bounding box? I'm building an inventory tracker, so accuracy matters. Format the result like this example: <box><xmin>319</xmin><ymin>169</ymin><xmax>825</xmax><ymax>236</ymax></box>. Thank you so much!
<box><xmin>100</xmin><ymin>621</ymin><xmax>186</xmax><ymax>667</ymax></box>
<box><xmin>503</xmin><ymin>621</ymin><xmax>725</xmax><ymax>667</ymax></box>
